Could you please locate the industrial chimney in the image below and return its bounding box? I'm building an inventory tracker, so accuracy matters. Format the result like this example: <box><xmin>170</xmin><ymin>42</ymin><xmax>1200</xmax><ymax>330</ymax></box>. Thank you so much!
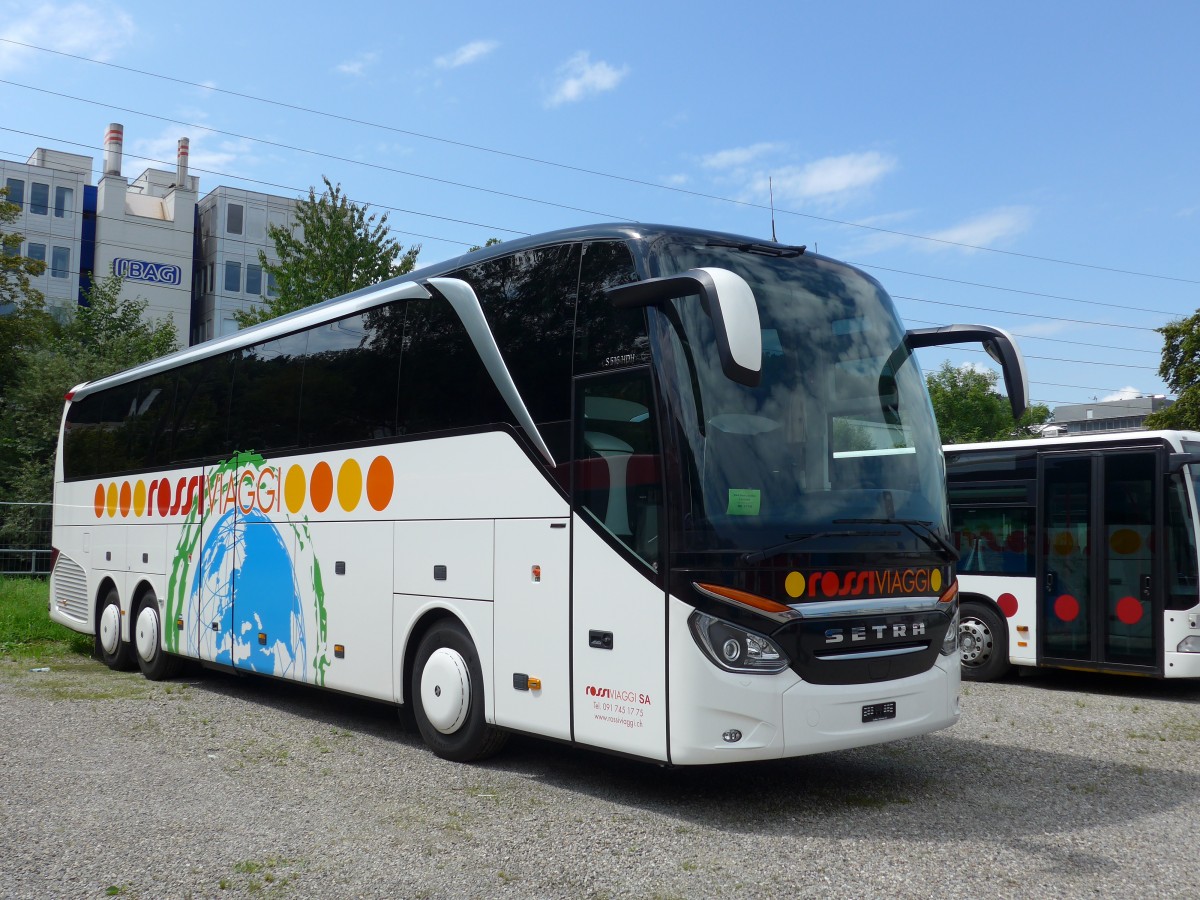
<box><xmin>176</xmin><ymin>137</ymin><xmax>189</xmax><ymax>186</ymax></box>
<box><xmin>103</xmin><ymin>123</ymin><xmax>123</xmax><ymax>177</ymax></box>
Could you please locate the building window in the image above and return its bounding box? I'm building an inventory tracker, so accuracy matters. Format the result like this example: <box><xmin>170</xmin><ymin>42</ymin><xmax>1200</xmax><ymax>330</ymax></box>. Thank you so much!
<box><xmin>245</xmin><ymin>263</ymin><xmax>262</xmax><ymax>296</ymax></box>
<box><xmin>5</xmin><ymin>178</ymin><xmax>23</xmax><ymax>208</ymax></box>
<box><xmin>27</xmin><ymin>242</ymin><xmax>45</xmax><ymax>263</ymax></box>
<box><xmin>54</xmin><ymin>186</ymin><xmax>73</xmax><ymax>218</ymax></box>
<box><xmin>226</xmin><ymin>203</ymin><xmax>243</xmax><ymax>235</ymax></box>
<box><xmin>51</xmin><ymin>246</ymin><xmax>70</xmax><ymax>278</ymax></box>
<box><xmin>224</xmin><ymin>260</ymin><xmax>241</xmax><ymax>292</ymax></box>
<box><xmin>266</xmin><ymin>271</ymin><xmax>279</xmax><ymax>297</ymax></box>
<box><xmin>30</xmin><ymin>183</ymin><xmax>49</xmax><ymax>215</ymax></box>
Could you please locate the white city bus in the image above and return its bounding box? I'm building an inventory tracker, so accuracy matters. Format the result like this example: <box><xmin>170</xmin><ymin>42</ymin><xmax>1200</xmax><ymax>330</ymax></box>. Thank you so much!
<box><xmin>947</xmin><ymin>431</ymin><xmax>1200</xmax><ymax>680</ymax></box>
<box><xmin>50</xmin><ymin>223</ymin><xmax>1027</xmax><ymax>764</ymax></box>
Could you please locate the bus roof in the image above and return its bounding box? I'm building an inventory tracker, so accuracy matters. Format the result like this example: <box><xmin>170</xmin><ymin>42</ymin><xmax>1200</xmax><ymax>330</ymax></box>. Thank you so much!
<box><xmin>66</xmin><ymin>222</ymin><xmax>824</xmax><ymax>401</ymax></box>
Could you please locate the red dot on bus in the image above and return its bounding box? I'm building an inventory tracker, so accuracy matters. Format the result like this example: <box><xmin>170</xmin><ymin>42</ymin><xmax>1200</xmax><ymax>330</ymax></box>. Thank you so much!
<box><xmin>366</xmin><ymin>456</ymin><xmax>393</xmax><ymax>511</ymax></box>
<box><xmin>119</xmin><ymin>482</ymin><xmax>132</xmax><ymax>517</ymax></box>
<box><xmin>311</xmin><ymin>462</ymin><xmax>333</xmax><ymax>513</ymax></box>
<box><xmin>821</xmin><ymin>572</ymin><xmax>840</xmax><ymax>597</ymax></box>
<box><xmin>997</xmin><ymin>592</ymin><xmax>1019</xmax><ymax>618</ymax></box>
<box><xmin>1054</xmin><ymin>594</ymin><xmax>1080</xmax><ymax>622</ymax></box>
<box><xmin>94</xmin><ymin>484</ymin><xmax>105</xmax><ymax>518</ymax></box>
<box><xmin>1116</xmin><ymin>596</ymin><xmax>1144</xmax><ymax>626</ymax></box>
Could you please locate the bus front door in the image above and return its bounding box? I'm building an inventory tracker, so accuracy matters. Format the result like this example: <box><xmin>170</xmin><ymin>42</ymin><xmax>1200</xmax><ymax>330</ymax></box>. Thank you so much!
<box><xmin>569</xmin><ymin>371</ymin><xmax>670</xmax><ymax>761</ymax></box>
<box><xmin>1038</xmin><ymin>449</ymin><xmax>1160</xmax><ymax>673</ymax></box>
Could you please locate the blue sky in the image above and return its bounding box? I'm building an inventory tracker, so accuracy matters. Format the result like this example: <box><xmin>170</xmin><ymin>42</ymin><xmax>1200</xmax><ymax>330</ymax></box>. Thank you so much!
<box><xmin>2</xmin><ymin>1</ymin><xmax>1197</xmax><ymax>415</ymax></box>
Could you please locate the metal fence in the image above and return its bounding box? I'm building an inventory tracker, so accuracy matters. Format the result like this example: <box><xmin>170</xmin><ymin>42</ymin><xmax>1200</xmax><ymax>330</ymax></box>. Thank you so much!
<box><xmin>0</xmin><ymin>501</ymin><xmax>52</xmax><ymax>576</ymax></box>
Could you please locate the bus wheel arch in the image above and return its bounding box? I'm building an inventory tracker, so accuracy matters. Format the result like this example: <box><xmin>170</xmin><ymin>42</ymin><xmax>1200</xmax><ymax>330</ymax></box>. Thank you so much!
<box><xmin>95</xmin><ymin>579</ymin><xmax>134</xmax><ymax>671</ymax></box>
<box><xmin>409</xmin><ymin>616</ymin><xmax>508</xmax><ymax>762</ymax></box>
<box><xmin>959</xmin><ymin>594</ymin><xmax>1011</xmax><ymax>682</ymax></box>
<box><xmin>131</xmin><ymin>582</ymin><xmax>181</xmax><ymax>681</ymax></box>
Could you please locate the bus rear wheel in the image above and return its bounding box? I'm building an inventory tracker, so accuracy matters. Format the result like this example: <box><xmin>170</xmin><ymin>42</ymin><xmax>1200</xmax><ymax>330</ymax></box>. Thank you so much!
<box><xmin>96</xmin><ymin>587</ymin><xmax>134</xmax><ymax>670</ymax></box>
<box><xmin>412</xmin><ymin>620</ymin><xmax>507</xmax><ymax>762</ymax></box>
<box><xmin>134</xmin><ymin>591</ymin><xmax>181</xmax><ymax>681</ymax></box>
<box><xmin>959</xmin><ymin>601</ymin><xmax>1011</xmax><ymax>682</ymax></box>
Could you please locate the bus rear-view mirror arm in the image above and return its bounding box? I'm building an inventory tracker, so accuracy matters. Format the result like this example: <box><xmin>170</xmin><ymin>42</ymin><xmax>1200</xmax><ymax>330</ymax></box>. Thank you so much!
<box><xmin>423</xmin><ymin>277</ymin><xmax>556</xmax><ymax>467</ymax></box>
<box><xmin>906</xmin><ymin>324</ymin><xmax>1029</xmax><ymax>419</ymax></box>
<box><xmin>606</xmin><ymin>267</ymin><xmax>763</xmax><ymax>387</ymax></box>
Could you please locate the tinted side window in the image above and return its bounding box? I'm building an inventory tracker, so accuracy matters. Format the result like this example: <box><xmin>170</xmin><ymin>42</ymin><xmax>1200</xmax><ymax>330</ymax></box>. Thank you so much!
<box><xmin>575</xmin><ymin>241</ymin><xmax>646</xmax><ymax>375</ymax></box>
<box><xmin>230</xmin><ymin>331</ymin><xmax>308</xmax><ymax>454</ymax></box>
<box><xmin>63</xmin><ymin>383</ymin><xmax>139</xmax><ymax>480</ymax></box>
<box><xmin>301</xmin><ymin>306</ymin><xmax>404</xmax><ymax>449</ymax></box>
<box><xmin>397</xmin><ymin>297</ymin><xmax>512</xmax><ymax>437</ymax></box>
<box><xmin>128</xmin><ymin>371</ymin><xmax>179</xmax><ymax>468</ymax></box>
<box><xmin>171</xmin><ymin>353</ymin><xmax>235</xmax><ymax>464</ymax></box>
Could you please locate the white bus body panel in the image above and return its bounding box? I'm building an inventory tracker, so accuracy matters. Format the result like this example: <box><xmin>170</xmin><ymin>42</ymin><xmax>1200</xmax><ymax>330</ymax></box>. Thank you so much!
<box><xmin>1165</xmin><ymin>608</ymin><xmax>1200</xmax><ymax>677</ymax></box>
<box><xmin>667</xmin><ymin>599</ymin><xmax>960</xmax><ymax>764</ymax></box>
<box><xmin>394</xmin><ymin>520</ymin><xmax>494</xmax><ymax>602</ymax></box>
<box><xmin>958</xmin><ymin>574</ymin><xmax>1038</xmax><ymax>667</ymax></box>
<box><xmin>492</xmin><ymin>518</ymin><xmax>570</xmax><ymax>739</ymax></box>
<box><xmin>570</xmin><ymin>520</ymin><xmax>667</xmax><ymax>761</ymax></box>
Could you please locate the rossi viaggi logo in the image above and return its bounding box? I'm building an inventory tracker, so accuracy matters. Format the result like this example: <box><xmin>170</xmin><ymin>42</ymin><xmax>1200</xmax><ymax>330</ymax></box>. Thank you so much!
<box><xmin>783</xmin><ymin>567</ymin><xmax>945</xmax><ymax>600</ymax></box>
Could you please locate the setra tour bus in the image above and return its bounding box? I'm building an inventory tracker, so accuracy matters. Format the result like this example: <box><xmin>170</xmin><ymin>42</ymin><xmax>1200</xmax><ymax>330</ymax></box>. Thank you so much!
<box><xmin>50</xmin><ymin>223</ymin><xmax>1027</xmax><ymax>764</ymax></box>
<box><xmin>948</xmin><ymin>431</ymin><xmax>1200</xmax><ymax>681</ymax></box>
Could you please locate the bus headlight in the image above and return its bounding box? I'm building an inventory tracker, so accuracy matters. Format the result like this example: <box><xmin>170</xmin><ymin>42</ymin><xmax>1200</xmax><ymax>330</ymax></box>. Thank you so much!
<box><xmin>941</xmin><ymin>608</ymin><xmax>960</xmax><ymax>656</ymax></box>
<box><xmin>688</xmin><ymin>611</ymin><xmax>789</xmax><ymax>674</ymax></box>
<box><xmin>1177</xmin><ymin>636</ymin><xmax>1200</xmax><ymax>654</ymax></box>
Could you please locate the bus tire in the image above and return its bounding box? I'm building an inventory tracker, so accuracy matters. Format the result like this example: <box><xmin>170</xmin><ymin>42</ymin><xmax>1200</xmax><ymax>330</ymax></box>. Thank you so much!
<box><xmin>959</xmin><ymin>601</ymin><xmax>1011</xmax><ymax>682</ymax></box>
<box><xmin>96</xmin><ymin>587</ymin><xmax>134</xmax><ymax>671</ymax></box>
<box><xmin>133</xmin><ymin>590</ymin><xmax>181</xmax><ymax>681</ymax></box>
<box><xmin>412</xmin><ymin>620</ymin><xmax>508</xmax><ymax>762</ymax></box>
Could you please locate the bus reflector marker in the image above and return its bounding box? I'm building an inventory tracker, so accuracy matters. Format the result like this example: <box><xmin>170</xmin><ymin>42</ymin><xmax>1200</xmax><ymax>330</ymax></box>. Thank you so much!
<box><xmin>258</xmin><ymin>632</ymin><xmax>267</xmax><ymax>646</ymax></box>
<box><xmin>334</xmin><ymin>644</ymin><xmax>345</xmax><ymax>658</ymax></box>
<box><xmin>528</xmin><ymin>677</ymin><xmax>542</xmax><ymax>690</ymax></box>
<box><xmin>175</xmin><ymin>618</ymin><xmax>183</xmax><ymax>630</ymax></box>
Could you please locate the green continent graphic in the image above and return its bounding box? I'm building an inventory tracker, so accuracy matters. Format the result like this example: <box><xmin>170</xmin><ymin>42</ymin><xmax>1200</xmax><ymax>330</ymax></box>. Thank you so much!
<box><xmin>164</xmin><ymin>452</ymin><xmax>330</xmax><ymax>685</ymax></box>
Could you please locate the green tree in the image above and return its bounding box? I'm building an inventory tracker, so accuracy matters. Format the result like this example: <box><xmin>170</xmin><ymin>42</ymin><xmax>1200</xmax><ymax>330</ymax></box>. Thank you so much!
<box><xmin>926</xmin><ymin>361</ymin><xmax>1050</xmax><ymax>444</ymax></box>
<box><xmin>1144</xmin><ymin>311</ymin><xmax>1200</xmax><ymax>430</ymax></box>
<box><xmin>0</xmin><ymin>273</ymin><xmax>176</xmax><ymax>507</ymax></box>
<box><xmin>0</xmin><ymin>187</ymin><xmax>45</xmax><ymax>310</ymax></box>
<box><xmin>236</xmin><ymin>177</ymin><xmax>420</xmax><ymax>327</ymax></box>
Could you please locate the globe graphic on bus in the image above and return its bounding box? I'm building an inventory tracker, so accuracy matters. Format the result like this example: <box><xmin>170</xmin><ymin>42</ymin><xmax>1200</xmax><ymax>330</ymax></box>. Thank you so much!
<box><xmin>192</xmin><ymin>507</ymin><xmax>307</xmax><ymax>679</ymax></box>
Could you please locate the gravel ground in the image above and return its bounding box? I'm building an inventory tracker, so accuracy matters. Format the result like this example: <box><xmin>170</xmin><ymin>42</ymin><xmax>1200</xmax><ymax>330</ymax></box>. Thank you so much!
<box><xmin>1</xmin><ymin>655</ymin><xmax>1198</xmax><ymax>900</ymax></box>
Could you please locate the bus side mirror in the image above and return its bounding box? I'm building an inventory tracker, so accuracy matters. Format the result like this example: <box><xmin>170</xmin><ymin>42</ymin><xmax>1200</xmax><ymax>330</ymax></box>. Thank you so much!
<box><xmin>1168</xmin><ymin>452</ymin><xmax>1200</xmax><ymax>473</ymax></box>
<box><xmin>606</xmin><ymin>267</ymin><xmax>762</xmax><ymax>387</ymax></box>
<box><xmin>906</xmin><ymin>324</ymin><xmax>1029</xmax><ymax>419</ymax></box>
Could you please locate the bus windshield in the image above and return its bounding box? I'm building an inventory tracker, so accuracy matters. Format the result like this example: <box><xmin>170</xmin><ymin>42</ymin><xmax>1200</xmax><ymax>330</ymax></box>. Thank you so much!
<box><xmin>646</xmin><ymin>237</ymin><xmax>947</xmax><ymax>559</ymax></box>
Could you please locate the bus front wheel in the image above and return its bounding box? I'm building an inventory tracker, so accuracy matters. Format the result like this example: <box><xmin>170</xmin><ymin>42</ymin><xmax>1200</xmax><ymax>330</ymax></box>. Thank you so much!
<box><xmin>96</xmin><ymin>587</ymin><xmax>134</xmax><ymax>670</ymax></box>
<box><xmin>412</xmin><ymin>620</ymin><xmax>508</xmax><ymax>762</ymax></box>
<box><xmin>134</xmin><ymin>591</ymin><xmax>181</xmax><ymax>681</ymax></box>
<box><xmin>959</xmin><ymin>601</ymin><xmax>1011</xmax><ymax>682</ymax></box>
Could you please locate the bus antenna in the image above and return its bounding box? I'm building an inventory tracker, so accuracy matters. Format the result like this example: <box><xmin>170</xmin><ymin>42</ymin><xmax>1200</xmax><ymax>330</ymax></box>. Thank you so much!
<box><xmin>769</xmin><ymin>176</ymin><xmax>778</xmax><ymax>242</ymax></box>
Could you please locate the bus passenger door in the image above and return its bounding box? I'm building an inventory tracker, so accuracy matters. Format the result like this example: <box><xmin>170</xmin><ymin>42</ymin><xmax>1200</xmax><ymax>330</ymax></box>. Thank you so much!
<box><xmin>1038</xmin><ymin>449</ymin><xmax>1160</xmax><ymax>673</ymax></box>
<box><xmin>570</xmin><ymin>370</ymin><xmax>669</xmax><ymax>761</ymax></box>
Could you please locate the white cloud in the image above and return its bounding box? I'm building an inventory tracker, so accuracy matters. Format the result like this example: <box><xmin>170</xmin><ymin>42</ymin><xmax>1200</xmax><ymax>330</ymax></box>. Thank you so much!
<box><xmin>128</xmin><ymin>125</ymin><xmax>252</xmax><ymax>179</ymax></box>
<box><xmin>546</xmin><ymin>51</ymin><xmax>629</xmax><ymax>107</ymax></box>
<box><xmin>923</xmin><ymin>206</ymin><xmax>1034</xmax><ymax>251</ymax></box>
<box><xmin>757</xmin><ymin>151</ymin><xmax>897</xmax><ymax>203</ymax></box>
<box><xmin>335</xmin><ymin>52</ymin><xmax>377</xmax><ymax>76</ymax></box>
<box><xmin>1101</xmin><ymin>386</ymin><xmax>1143</xmax><ymax>402</ymax></box>
<box><xmin>0</xmin><ymin>2</ymin><xmax>135</xmax><ymax>73</ymax></box>
<box><xmin>435</xmin><ymin>39</ymin><xmax>498</xmax><ymax>69</ymax></box>
<box><xmin>662</xmin><ymin>173</ymin><xmax>689</xmax><ymax>187</ymax></box>
<box><xmin>700</xmin><ymin>142</ymin><xmax>783</xmax><ymax>170</ymax></box>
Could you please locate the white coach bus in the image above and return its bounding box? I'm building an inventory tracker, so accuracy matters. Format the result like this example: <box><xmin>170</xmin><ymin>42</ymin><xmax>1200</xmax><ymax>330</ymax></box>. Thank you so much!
<box><xmin>948</xmin><ymin>431</ymin><xmax>1200</xmax><ymax>681</ymax></box>
<box><xmin>50</xmin><ymin>223</ymin><xmax>1027</xmax><ymax>764</ymax></box>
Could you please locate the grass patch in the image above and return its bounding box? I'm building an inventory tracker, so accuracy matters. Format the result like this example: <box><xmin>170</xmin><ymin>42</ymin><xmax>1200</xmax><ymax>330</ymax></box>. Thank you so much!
<box><xmin>0</xmin><ymin>576</ymin><xmax>92</xmax><ymax>659</ymax></box>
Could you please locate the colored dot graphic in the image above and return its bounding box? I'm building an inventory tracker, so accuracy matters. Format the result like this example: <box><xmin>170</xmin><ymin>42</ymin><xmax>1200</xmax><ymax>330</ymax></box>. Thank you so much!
<box><xmin>784</xmin><ymin>571</ymin><xmax>806</xmax><ymax>598</ymax></box>
<box><xmin>1115</xmin><ymin>596</ymin><xmax>1144</xmax><ymax>625</ymax></box>
<box><xmin>997</xmin><ymin>592</ymin><xmax>1019</xmax><ymax>618</ymax></box>
<box><xmin>1054</xmin><ymin>594</ymin><xmax>1080</xmax><ymax>623</ymax></box>
<box><xmin>94</xmin><ymin>455</ymin><xmax>398</xmax><ymax>518</ymax></box>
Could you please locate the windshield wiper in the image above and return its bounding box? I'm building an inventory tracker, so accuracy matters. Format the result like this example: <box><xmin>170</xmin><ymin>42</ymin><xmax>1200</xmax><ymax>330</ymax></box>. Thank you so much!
<box><xmin>834</xmin><ymin>518</ymin><xmax>960</xmax><ymax>563</ymax></box>
<box><xmin>741</xmin><ymin>528</ymin><xmax>898</xmax><ymax>565</ymax></box>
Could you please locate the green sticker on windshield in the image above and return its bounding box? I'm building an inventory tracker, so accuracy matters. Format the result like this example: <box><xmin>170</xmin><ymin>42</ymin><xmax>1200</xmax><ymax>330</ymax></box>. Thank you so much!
<box><xmin>727</xmin><ymin>489</ymin><xmax>761</xmax><ymax>516</ymax></box>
